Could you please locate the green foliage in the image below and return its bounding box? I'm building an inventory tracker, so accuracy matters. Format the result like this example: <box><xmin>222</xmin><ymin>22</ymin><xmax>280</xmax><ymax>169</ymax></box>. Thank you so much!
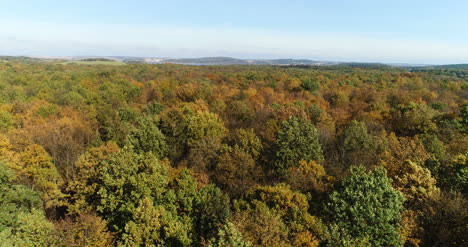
<box><xmin>338</xmin><ymin>120</ymin><xmax>370</xmax><ymax>154</ymax></box>
<box><xmin>0</xmin><ymin>162</ymin><xmax>43</xmax><ymax>230</ymax></box>
<box><xmin>272</xmin><ymin>117</ymin><xmax>323</xmax><ymax>172</ymax></box>
<box><xmin>441</xmin><ymin>154</ymin><xmax>468</xmax><ymax>195</ymax></box>
<box><xmin>0</xmin><ymin>109</ymin><xmax>13</xmax><ymax>132</ymax></box>
<box><xmin>164</xmin><ymin>168</ymin><xmax>199</xmax><ymax>216</ymax></box>
<box><xmin>208</xmin><ymin>222</ymin><xmax>252</xmax><ymax>247</ymax></box>
<box><xmin>393</xmin><ymin>102</ymin><xmax>437</xmax><ymax>136</ymax></box>
<box><xmin>0</xmin><ymin>61</ymin><xmax>466</xmax><ymax>246</ymax></box>
<box><xmin>143</xmin><ymin>101</ymin><xmax>166</xmax><ymax>115</ymax></box>
<box><xmin>324</xmin><ymin>224</ymin><xmax>372</xmax><ymax>247</ymax></box>
<box><xmin>421</xmin><ymin>192</ymin><xmax>468</xmax><ymax>246</ymax></box>
<box><xmin>0</xmin><ymin>209</ymin><xmax>55</xmax><ymax>247</ymax></box>
<box><xmin>127</xmin><ymin>116</ymin><xmax>168</xmax><ymax>158</ymax></box>
<box><xmin>301</xmin><ymin>78</ymin><xmax>320</xmax><ymax>92</ymax></box>
<box><xmin>327</xmin><ymin>166</ymin><xmax>405</xmax><ymax>246</ymax></box>
<box><xmin>119</xmin><ymin>198</ymin><xmax>192</xmax><ymax>247</ymax></box>
<box><xmin>227</xmin><ymin>128</ymin><xmax>263</xmax><ymax>159</ymax></box>
<box><xmin>460</xmin><ymin>102</ymin><xmax>468</xmax><ymax>133</ymax></box>
<box><xmin>233</xmin><ymin>202</ymin><xmax>291</xmax><ymax>247</ymax></box>
<box><xmin>93</xmin><ymin>146</ymin><xmax>170</xmax><ymax>231</ymax></box>
<box><xmin>0</xmin><ymin>163</ymin><xmax>55</xmax><ymax>246</ymax></box>
<box><xmin>67</xmin><ymin>142</ymin><xmax>120</xmax><ymax>214</ymax></box>
<box><xmin>160</xmin><ymin>102</ymin><xmax>227</xmax><ymax>161</ymax></box>
<box><xmin>421</xmin><ymin>134</ymin><xmax>446</xmax><ymax>162</ymax></box>
<box><xmin>193</xmin><ymin>185</ymin><xmax>231</xmax><ymax>243</ymax></box>
<box><xmin>241</xmin><ymin>184</ymin><xmax>325</xmax><ymax>244</ymax></box>
<box><xmin>393</xmin><ymin>160</ymin><xmax>439</xmax><ymax>209</ymax></box>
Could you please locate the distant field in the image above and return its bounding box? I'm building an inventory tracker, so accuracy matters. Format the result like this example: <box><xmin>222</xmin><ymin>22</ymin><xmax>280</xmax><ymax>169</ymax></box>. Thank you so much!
<box><xmin>59</xmin><ymin>60</ymin><xmax>125</xmax><ymax>65</ymax></box>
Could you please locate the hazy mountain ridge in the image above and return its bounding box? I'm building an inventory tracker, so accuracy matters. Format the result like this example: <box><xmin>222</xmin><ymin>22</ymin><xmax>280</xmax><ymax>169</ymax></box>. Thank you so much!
<box><xmin>4</xmin><ymin>55</ymin><xmax>467</xmax><ymax>68</ymax></box>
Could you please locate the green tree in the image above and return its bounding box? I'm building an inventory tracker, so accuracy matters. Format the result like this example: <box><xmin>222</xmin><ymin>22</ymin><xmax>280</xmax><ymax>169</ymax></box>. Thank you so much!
<box><xmin>208</xmin><ymin>222</ymin><xmax>252</xmax><ymax>247</ymax></box>
<box><xmin>421</xmin><ymin>192</ymin><xmax>468</xmax><ymax>246</ymax></box>
<box><xmin>161</xmin><ymin>103</ymin><xmax>226</xmax><ymax>154</ymax></box>
<box><xmin>119</xmin><ymin>198</ymin><xmax>192</xmax><ymax>247</ymax></box>
<box><xmin>233</xmin><ymin>202</ymin><xmax>291</xmax><ymax>247</ymax></box>
<box><xmin>459</xmin><ymin>102</ymin><xmax>468</xmax><ymax>133</ymax></box>
<box><xmin>226</xmin><ymin>128</ymin><xmax>263</xmax><ymax>159</ymax></box>
<box><xmin>337</xmin><ymin>120</ymin><xmax>371</xmax><ymax>159</ymax></box>
<box><xmin>0</xmin><ymin>163</ymin><xmax>55</xmax><ymax>247</ymax></box>
<box><xmin>393</xmin><ymin>103</ymin><xmax>437</xmax><ymax>136</ymax></box>
<box><xmin>0</xmin><ymin>209</ymin><xmax>55</xmax><ymax>247</ymax></box>
<box><xmin>393</xmin><ymin>160</ymin><xmax>439</xmax><ymax>210</ymax></box>
<box><xmin>67</xmin><ymin>142</ymin><xmax>120</xmax><ymax>214</ymax></box>
<box><xmin>301</xmin><ymin>79</ymin><xmax>320</xmax><ymax>92</ymax></box>
<box><xmin>90</xmin><ymin>146</ymin><xmax>170</xmax><ymax>231</ymax></box>
<box><xmin>193</xmin><ymin>185</ymin><xmax>231</xmax><ymax>243</ymax></box>
<box><xmin>241</xmin><ymin>184</ymin><xmax>325</xmax><ymax>245</ymax></box>
<box><xmin>441</xmin><ymin>154</ymin><xmax>468</xmax><ymax>195</ymax></box>
<box><xmin>214</xmin><ymin>147</ymin><xmax>261</xmax><ymax>197</ymax></box>
<box><xmin>272</xmin><ymin>117</ymin><xmax>323</xmax><ymax>172</ymax></box>
<box><xmin>127</xmin><ymin>116</ymin><xmax>168</xmax><ymax>158</ymax></box>
<box><xmin>327</xmin><ymin>166</ymin><xmax>405</xmax><ymax>247</ymax></box>
<box><xmin>0</xmin><ymin>162</ymin><xmax>42</xmax><ymax>230</ymax></box>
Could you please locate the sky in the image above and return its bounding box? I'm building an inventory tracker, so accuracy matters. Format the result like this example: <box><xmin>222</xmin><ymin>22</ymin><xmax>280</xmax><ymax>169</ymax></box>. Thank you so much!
<box><xmin>1</xmin><ymin>0</ymin><xmax>468</xmax><ymax>64</ymax></box>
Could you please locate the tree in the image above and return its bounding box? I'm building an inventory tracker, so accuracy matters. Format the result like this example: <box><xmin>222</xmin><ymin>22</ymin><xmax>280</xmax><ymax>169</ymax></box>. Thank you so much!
<box><xmin>208</xmin><ymin>222</ymin><xmax>252</xmax><ymax>247</ymax></box>
<box><xmin>67</xmin><ymin>142</ymin><xmax>120</xmax><ymax>214</ymax></box>
<box><xmin>272</xmin><ymin>117</ymin><xmax>323</xmax><ymax>172</ymax></box>
<box><xmin>233</xmin><ymin>202</ymin><xmax>291</xmax><ymax>247</ymax></box>
<box><xmin>337</xmin><ymin>120</ymin><xmax>371</xmax><ymax>164</ymax></box>
<box><xmin>13</xmin><ymin>144</ymin><xmax>64</xmax><ymax>209</ymax></box>
<box><xmin>74</xmin><ymin>146</ymin><xmax>170</xmax><ymax>232</ymax></box>
<box><xmin>0</xmin><ymin>108</ymin><xmax>13</xmax><ymax>132</ymax></box>
<box><xmin>0</xmin><ymin>162</ymin><xmax>55</xmax><ymax>246</ymax></box>
<box><xmin>421</xmin><ymin>192</ymin><xmax>468</xmax><ymax>246</ymax></box>
<box><xmin>393</xmin><ymin>160</ymin><xmax>439</xmax><ymax>210</ymax></box>
<box><xmin>193</xmin><ymin>185</ymin><xmax>231</xmax><ymax>244</ymax></box>
<box><xmin>392</xmin><ymin>103</ymin><xmax>437</xmax><ymax>136</ymax></box>
<box><xmin>0</xmin><ymin>209</ymin><xmax>56</xmax><ymax>247</ymax></box>
<box><xmin>127</xmin><ymin>116</ymin><xmax>168</xmax><ymax>158</ymax></box>
<box><xmin>160</xmin><ymin>102</ymin><xmax>227</xmax><ymax>163</ymax></box>
<box><xmin>226</xmin><ymin>128</ymin><xmax>263</xmax><ymax>159</ymax></box>
<box><xmin>241</xmin><ymin>184</ymin><xmax>325</xmax><ymax>245</ymax></box>
<box><xmin>377</xmin><ymin>133</ymin><xmax>429</xmax><ymax>177</ymax></box>
<box><xmin>327</xmin><ymin>166</ymin><xmax>405</xmax><ymax>247</ymax></box>
<box><xmin>301</xmin><ymin>79</ymin><xmax>320</xmax><ymax>92</ymax></box>
<box><xmin>214</xmin><ymin>147</ymin><xmax>261</xmax><ymax>197</ymax></box>
<box><xmin>324</xmin><ymin>224</ymin><xmax>371</xmax><ymax>247</ymax></box>
<box><xmin>440</xmin><ymin>153</ymin><xmax>468</xmax><ymax>195</ymax></box>
<box><xmin>119</xmin><ymin>198</ymin><xmax>192</xmax><ymax>247</ymax></box>
<box><xmin>0</xmin><ymin>161</ymin><xmax>43</xmax><ymax>230</ymax></box>
<box><xmin>55</xmin><ymin>213</ymin><xmax>114</xmax><ymax>247</ymax></box>
<box><xmin>459</xmin><ymin>102</ymin><xmax>468</xmax><ymax>133</ymax></box>
<box><xmin>287</xmin><ymin>160</ymin><xmax>333</xmax><ymax>199</ymax></box>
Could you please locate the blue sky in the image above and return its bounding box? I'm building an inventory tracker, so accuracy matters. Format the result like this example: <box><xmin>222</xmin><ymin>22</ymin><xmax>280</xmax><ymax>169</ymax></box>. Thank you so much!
<box><xmin>1</xmin><ymin>0</ymin><xmax>467</xmax><ymax>63</ymax></box>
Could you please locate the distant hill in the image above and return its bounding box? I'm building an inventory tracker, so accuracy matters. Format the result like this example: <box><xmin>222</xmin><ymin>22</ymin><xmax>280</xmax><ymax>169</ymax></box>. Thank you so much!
<box><xmin>158</xmin><ymin>57</ymin><xmax>328</xmax><ymax>65</ymax></box>
<box><xmin>79</xmin><ymin>58</ymin><xmax>115</xmax><ymax>62</ymax></box>
<box><xmin>11</xmin><ymin>55</ymin><xmax>467</xmax><ymax>68</ymax></box>
<box><xmin>334</xmin><ymin>62</ymin><xmax>391</xmax><ymax>68</ymax></box>
<box><xmin>163</xmin><ymin>57</ymin><xmax>249</xmax><ymax>65</ymax></box>
<box><xmin>431</xmin><ymin>64</ymin><xmax>468</xmax><ymax>69</ymax></box>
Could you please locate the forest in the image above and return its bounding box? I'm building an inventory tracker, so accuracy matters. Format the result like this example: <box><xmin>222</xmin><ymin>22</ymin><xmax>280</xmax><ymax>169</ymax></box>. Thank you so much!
<box><xmin>0</xmin><ymin>60</ymin><xmax>466</xmax><ymax>246</ymax></box>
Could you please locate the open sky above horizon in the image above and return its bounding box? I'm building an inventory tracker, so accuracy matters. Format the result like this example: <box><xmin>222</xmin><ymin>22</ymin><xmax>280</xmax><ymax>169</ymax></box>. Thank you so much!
<box><xmin>1</xmin><ymin>0</ymin><xmax>467</xmax><ymax>64</ymax></box>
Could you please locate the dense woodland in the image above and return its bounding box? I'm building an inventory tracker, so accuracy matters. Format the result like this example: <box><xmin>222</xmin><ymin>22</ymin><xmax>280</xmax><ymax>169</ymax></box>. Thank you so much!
<box><xmin>0</xmin><ymin>60</ymin><xmax>466</xmax><ymax>246</ymax></box>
